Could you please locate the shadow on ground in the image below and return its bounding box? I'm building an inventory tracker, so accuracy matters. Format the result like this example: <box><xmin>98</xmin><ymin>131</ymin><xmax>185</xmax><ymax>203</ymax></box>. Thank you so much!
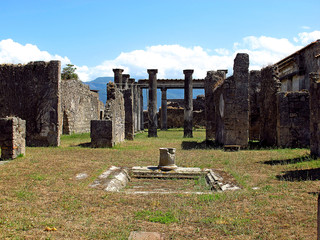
<box><xmin>181</xmin><ymin>140</ymin><xmax>221</xmax><ymax>150</ymax></box>
<box><xmin>75</xmin><ymin>142</ymin><xmax>91</xmax><ymax>148</ymax></box>
<box><xmin>277</xmin><ymin>168</ymin><xmax>320</xmax><ymax>181</ymax></box>
<box><xmin>263</xmin><ymin>155</ymin><xmax>315</xmax><ymax>165</ymax></box>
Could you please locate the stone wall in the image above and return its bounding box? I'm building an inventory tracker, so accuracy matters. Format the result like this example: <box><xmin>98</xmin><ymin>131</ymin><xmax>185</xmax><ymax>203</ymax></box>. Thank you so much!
<box><xmin>91</xmin><ymin>82</ymin><xmax>125</xmax><ymax>147</ymax></box>
<box><xmin>310</xmin><ymin>72</ymin><xmax>320</xmax><ymax>156</ymax></box>
<box><xmin>205</xmin><ymin>54</ymin><xmax>249</xmax><ymax>147</ymax></box>
<box><xmin>276</xmin><ymin>92</ymin><xmax>310</xmax><ymax>148</ymax></box>
<box><xmin>61</xmin><ymin>79</ymin><xmax>104</xmax><ymax>135</ymax></box>
<box><xmin>0</xmin><ymin>117</ymin><xmax>26</xmax><ymax>160</ymax></box>
<box><xmin>204</xmin><ymin>71</ymin><xmax>225</xmax><ymax>140</ymax></box>
<box><xmin>0</xmin><ymin>61</ymin><xmax>61</xmax><ymax>146</ymax></box>
<box><xmin>249</xmin><ymin>70</ymin><xmax>261</xmax><ymax>140</ymax></box>
<box><xmin>259</xmin><ymin>66</ymin><xmax>281</xmax><ymax>146</ymax></box>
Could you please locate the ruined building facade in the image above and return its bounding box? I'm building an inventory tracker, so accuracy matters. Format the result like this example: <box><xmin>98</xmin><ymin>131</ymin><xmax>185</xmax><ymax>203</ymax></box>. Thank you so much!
<box><xmin>61</xmin><ymin>79</ymin><xmax>104</xmax><ymax>135</ymax></box>
<box><xmin>0</xmin><ymin>61</ymin><xmax>61</xmax><ymax>146</ymax></box>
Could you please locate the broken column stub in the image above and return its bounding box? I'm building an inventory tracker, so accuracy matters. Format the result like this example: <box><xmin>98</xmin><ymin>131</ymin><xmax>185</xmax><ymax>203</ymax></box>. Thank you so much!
<box><xmin>158</xmin><ymin>148</ymin><xmax>177</xmax><ymax>171</ymax></box>
<box><xmin>148</xmin><ymin>69</ymin><xmax>158</xmax><ymax>137</ymax></box>
<box><xmin>113</xmin><ymin>68</ymin><xmax>124</xmax><ymax>89</ymax></box>
<box><xmin>184</xmin><ymin>69</ymin><xmax>194</xmax><ymax>138</ymax></box>
<box><xmin>0</xmin><ymin>117</ymin><xmax>26</xmax><ymax>160</ymax></box>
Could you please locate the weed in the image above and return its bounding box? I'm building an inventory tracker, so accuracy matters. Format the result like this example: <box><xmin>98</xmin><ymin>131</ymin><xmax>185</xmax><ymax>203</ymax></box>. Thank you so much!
<box><xmin>134</xmin><ymin>210</ymin><xmax>178</xmax><ymax>224</ymax></box>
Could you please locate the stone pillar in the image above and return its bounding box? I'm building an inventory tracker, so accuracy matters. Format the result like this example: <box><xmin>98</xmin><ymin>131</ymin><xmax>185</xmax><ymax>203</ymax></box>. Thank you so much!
<box><xmin>310</xmin><ymin>73</ymin><xmax>320</xmax><ymax>157</ymax></box>
<box><xmin>148</xmin><ymin>69</ymin><xmax>158</xmax><ymax>137</ymax></box>
<box><xmin>161</xmin><ymin>88</ymin><xmax>168</xmax><ymax>130</ymax></box>
<box><xmin>183</xmin><ymin>69</ymin><xmax>194</xmax><ymax>138</ymax></box>
<box><xmin>136</xmin><ymin>84</ymin><xmax>141</xmax><ymax>131</ymax></box>
<box><xmin>0</xmin><ymin>117</ymin><xmax>26</xmax><ymax>160</ymax></box>
<box><xmin>113</xmin><ymin>68</ymin><xmax>124</xmax><ymax>89</ymax></box>
<box><xmin>122</xmin><ymin>74</ymin><xmax>130</xmax><ymax>90</ymax></box>
<box><xmin>140</xmin><ymin>87</ymin><xmax>144</xmax><ymax>130</ymax></box>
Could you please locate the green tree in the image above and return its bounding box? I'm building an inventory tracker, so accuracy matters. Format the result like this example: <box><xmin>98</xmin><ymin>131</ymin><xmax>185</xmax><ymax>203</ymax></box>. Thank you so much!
<box><xmin>61</xmin><ymin>64</ymin><xmax>79</xmax><ymax>80</ymax></box>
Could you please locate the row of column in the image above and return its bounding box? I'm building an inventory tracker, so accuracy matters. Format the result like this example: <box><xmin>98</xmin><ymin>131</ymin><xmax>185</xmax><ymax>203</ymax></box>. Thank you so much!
<box><xmin>148</xmin><ymin>69</ymin><xmax>194</xmax><ymax>138</ymax></box>
<box><xmin>113</xmin><ymin>68</ymin><xmax>194</xmax><ymax>138</ymax></box>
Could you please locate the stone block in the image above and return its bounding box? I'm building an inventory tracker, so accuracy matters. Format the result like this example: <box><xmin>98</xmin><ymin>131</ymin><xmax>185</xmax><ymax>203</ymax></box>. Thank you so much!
<box><xmin>0</xmin><ymin>117</ymin><xmax>26</xmax><ymax>160</ymax></box>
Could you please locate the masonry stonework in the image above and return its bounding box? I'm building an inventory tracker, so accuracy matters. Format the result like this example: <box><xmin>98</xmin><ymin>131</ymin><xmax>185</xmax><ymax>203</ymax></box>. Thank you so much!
<box><xmin>61</xmin><ymin>79</ymin><xmax>104</xmax><ymax>135</ymax></box>
<box><xmin>0</xmin><ymin>117</ymin><xmax>26</xmax><ymax>160</ymax></box>
<box><xmin>259</xmin><ymin>66</ymin><xmax>281</xmax><ymax>146</ymax></box>
<box><xmin>205</xmin><ymin>54</ymin><xmax>249</xmax><ymax>147</ymax></box>
<box><xmin>249</xmin><ymin>70</ymin><xmax>262</xmax><ymax>140</ymax></box>
<box><xmin>91</xmin><ymin>82</ymin><xmax>125</xmax><ymax>147</ymax></box>
<box><xmin>310</xmin><ymin>72</ymin><xmax>320</xmax><ymax>156</ymax></box>
<box><xmin>0</xmin><ymin>61</ymin><xmax>61</xmax><ymax>146</ymax></box>
<box><xmin>276</xmin><ymin>92</ymin><xmax>310</xmax><ymax>148</ymax></box>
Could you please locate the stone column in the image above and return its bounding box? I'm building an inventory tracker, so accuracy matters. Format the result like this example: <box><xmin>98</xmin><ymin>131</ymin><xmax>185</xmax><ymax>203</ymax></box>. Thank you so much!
<box><xmin>161</xmin><ymin>88</ymin><xmax>168</xmax><ymax>130</ymax></box>
<box><xmin>136</xmin><ymin>83</ymin><xmax>141</xmax><ymax>131</ymax></box>
<box><xmin>140</xmin><ymin>87</ymin><xmax>144</xmax><ymax>130</ymax></box>
<box><xmin>122</xmin><ymin>74</ymin><xmax>130</xmax><ymax>90</ymax></box>
<box><xmin>148</xmin><ymin>69</ymin><xmax>158</xmax><ymax>137</ymax></box>
<box><xmin>183</xmin><ymin>69</ymin><xmax>194</xmax><ymax>138</ymax></box>
<box><xmin>113</xmin><ymin>68</ymin><xmax>124</xmax><ymax>89</ymax></box>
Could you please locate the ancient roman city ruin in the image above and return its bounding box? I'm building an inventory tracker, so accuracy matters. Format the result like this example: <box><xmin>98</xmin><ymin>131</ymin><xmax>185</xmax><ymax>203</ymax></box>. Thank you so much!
<box><xmin>0</xmin><ymin>40</ymin><xmax>319</xmax><ymax>159</ymax></box>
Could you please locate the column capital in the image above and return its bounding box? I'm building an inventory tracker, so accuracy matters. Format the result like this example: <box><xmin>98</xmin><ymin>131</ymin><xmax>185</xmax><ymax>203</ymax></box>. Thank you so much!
<box><xmin>122</xmin><ymin>74</ymin><xmax>130</xmax><ymax>78</ymax></box>
<box><xmin>113</xmin><ymin>68</ymin><xmax>124</xmax><ymax>73</ymax></box>
<box><xmin>147</xmin><ymin>69</ymin><xmax>158</xmax><ymax>74</ymax></box>
<box><xmin>183</xmin><ymin>69</ymin><xmax>194</xmax><ymax>75</ymax></box>
<box><xmin>161</xmin><ymin>87</ymin><xmax>167</xmax><ymax>92</ymax></box>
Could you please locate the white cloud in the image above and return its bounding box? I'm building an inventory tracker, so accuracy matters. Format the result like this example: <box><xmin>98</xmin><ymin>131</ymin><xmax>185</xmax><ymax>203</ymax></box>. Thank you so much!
<box><xmin>1</xmin><ymin>30</ymin><xmax>319</xmax><ymax>82</ymax></box>
<box><xmin>296</xmin><ymin>30</ymin><xmax>320</xmax><ymax>45</ymax></box>
<box><xmin>0</xmin><ymin>39</ymin><xmax>70</xmax><ymax>65</ymax></box>
<box><xmin>301</xmin><ymin>26</ymin><xmax>311</xmax><ymax>30</ymax></box>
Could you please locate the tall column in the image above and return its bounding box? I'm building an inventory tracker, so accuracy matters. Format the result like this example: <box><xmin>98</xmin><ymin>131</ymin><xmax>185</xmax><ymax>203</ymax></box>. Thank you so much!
<box><xmin>134</xmin><ymin>83</ymin><xmax>139</xmax><ymax>132</ymax></box>
<box><xmin>183</xmin><ymin>69</ymin><xmax>194</xmax><ymax>138</ymax></box>
<box><xmin>140</xmin><ymin>87</ymin><xmax>144</xmax><ymax>130</ymax></box>
<box><xmin>161</xmin><ymin>88</ymin><xmax>168</xmax><ymax>130</ymax></box>
<box><xmin>122</xmin><ymin>74</ymin><xmax>130</xmax><ymax>90</ymax></box>
<box><xmin>148</xmin><ymin>69</ymin><xmax>158</xmax><ymax>137</ymax></box>
<box><xmin>113</xmin><ymin>68</ymin><xmax>124</xmax><ymax>89</ymax></box>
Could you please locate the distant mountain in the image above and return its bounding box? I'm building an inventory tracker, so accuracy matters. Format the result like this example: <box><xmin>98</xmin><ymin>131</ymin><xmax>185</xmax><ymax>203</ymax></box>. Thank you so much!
<box><xmin>85</xmin><ymin>77</ymin><xmax>113</xmax><ymax>104</ymax></box>
<box><xmin>84</xmin><ymin>77</ymin><xmax>204</xmax><ymax>109</ymax></box>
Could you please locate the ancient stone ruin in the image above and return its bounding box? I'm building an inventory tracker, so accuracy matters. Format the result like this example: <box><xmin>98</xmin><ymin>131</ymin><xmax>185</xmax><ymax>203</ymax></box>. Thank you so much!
<box><xmin>276</xmin><ymin>91</ymin><xmax>310</xmax><ymax>148</ymax></box>
<box><xmin>0</xmin><ymin>117</ymin><xmax>26</xmax><ymax>160</ymax></box>
<box><xmin>91</xmin><ymin>82</ymin><xmax>125</xmax><ymax>147</ymax></box>
<box><xmin>61</xmin><ymin>79</ymin><xmax>104</xmax><ymax>135</ymax></box>
<box><xmin>0</xmin><ymin>61</ymin><xmax>61</xmax><ymax>146</ymax></box>
<box><xmin>205</xmin><ymin>54</ymin><xmax>249</xmax><ymax>148</ymax></box>
<box><xmin>310</xmin><ymin>72</ymin><xmax>320</xmax><ymax>157</ymax></box>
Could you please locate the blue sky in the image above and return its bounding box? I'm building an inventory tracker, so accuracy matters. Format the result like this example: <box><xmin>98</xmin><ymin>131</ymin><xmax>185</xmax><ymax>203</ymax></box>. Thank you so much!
<box><xmin>1</xmin><ymin>0</ymin><xmax>320</xmax><ymax>81</ymax></box>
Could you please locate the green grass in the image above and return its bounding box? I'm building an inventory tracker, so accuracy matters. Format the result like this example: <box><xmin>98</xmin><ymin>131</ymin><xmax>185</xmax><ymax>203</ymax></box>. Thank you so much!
<box><xmin>0</xmin><ymin>129</ymin><xmax>318</xmax><ymax>239</ymax></box>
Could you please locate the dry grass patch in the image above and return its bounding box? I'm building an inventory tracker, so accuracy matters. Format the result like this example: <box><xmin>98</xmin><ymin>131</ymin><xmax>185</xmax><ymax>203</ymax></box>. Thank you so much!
<box><xmin>0</xmin><ymin>129</ymin><xmax>318</xmax><ymax>239</ymax></box>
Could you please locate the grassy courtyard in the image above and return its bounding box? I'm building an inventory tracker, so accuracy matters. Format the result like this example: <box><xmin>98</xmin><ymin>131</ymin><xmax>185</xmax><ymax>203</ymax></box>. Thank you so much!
<box><xmin>0</xmin><ymin>129</ymin><xmax>318</xmax><ymax>239</ymax></box>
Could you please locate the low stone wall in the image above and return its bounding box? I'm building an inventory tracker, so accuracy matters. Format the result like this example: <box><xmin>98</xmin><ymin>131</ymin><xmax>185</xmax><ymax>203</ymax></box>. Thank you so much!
<box><xmin>61</xmin><ymin>79</ymin><xmax>104</xmax><ymax>135</ymax></box>
<box><xmin>276</xmin><ymin>92</ymin><xmax>310</xmax><ymax>148</ymax></box>
<box><xmin>0</xmin><ymin>117</ymin><xmax>26</xmax><ymax>160</ymax></box>
<box><xmin>91</xmin><ymin>82</ymin><xmax>125</xmax><ymax>147</ymax></box>
<box><xmin>310</xmin><ymin>73</ymin><xmax>320</xmax><ymax>156</ymax></box>
<box><xmin>0</xmin><ymin>61</ymin><xmax>61</xmax><ymax>146</ymax></box>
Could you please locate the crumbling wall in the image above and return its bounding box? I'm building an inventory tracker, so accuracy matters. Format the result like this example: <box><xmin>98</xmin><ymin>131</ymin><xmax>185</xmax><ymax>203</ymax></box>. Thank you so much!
<box><xmin>205</xmin><ymin>72</ymin><xmax>225</xmax><ymax>140</ymax></box>
<box><xmin>310</xmin><ymin>72</ymin><xmax>320</xmax><ymax>156</ymax></box>
<box><xmin>276</xmin><ymin>92</ymin><xmax>310</xmax><ymax>148</ymax></box>
<box><xmin>249</xmin><ymin>70</ymin><xmax>261</xmax><ymax>140</ymax></box>
<box><xmin>205</xmin><ymin>54</ymin><xmax>250</xmax><ymax>147</ymax></box>
<box><xmin>61</xmin><ymin>79</ymin><xmax>104</xmax><ymax>135</ymax></box>
<box><xmin>259</xmin><ymin>66</ymin><xmax>281</xmax><ymax>146</ymax></box>
<box><xmin>0</xmin><ymin>117</ymin><xmax>26</xmax><ymax>159</ymax></box>
<box><xmin>0</xmin><ymin>61</ymin><xmax>61</xmax><ymax>146</ymax></box>
<box><xmin>91</xmin><ymin>82</ymin><xmax>125</xmax><ymax>147</ymax></box>
<box><xmin>158</xmin><ymin>96</ymin><xmax>205</xmax><ymax>128</ymax></box>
